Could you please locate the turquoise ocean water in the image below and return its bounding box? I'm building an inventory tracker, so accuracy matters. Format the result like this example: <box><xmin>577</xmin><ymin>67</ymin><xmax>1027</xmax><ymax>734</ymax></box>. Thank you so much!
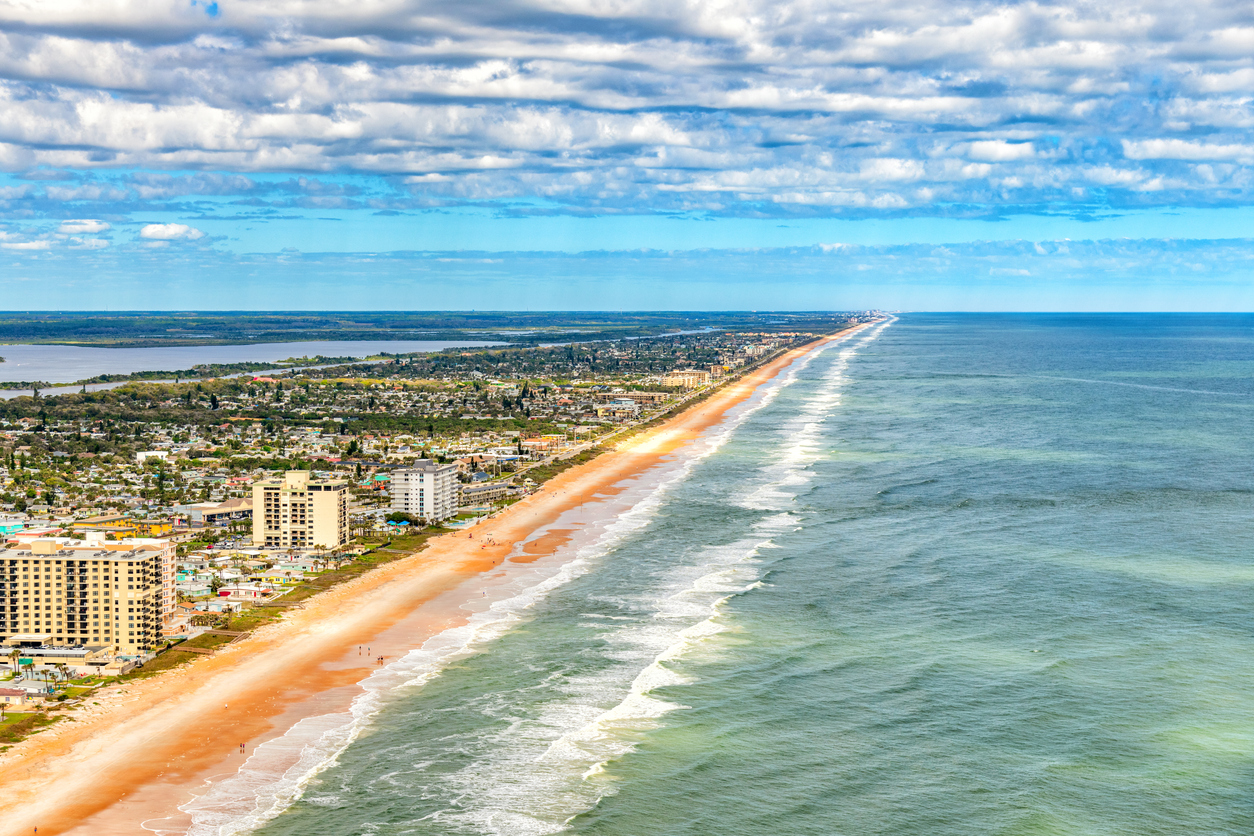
<box><xmin>194</xmin><ymin>315</ymin><xmax>1254</xmax><ymax>835</ymax></box>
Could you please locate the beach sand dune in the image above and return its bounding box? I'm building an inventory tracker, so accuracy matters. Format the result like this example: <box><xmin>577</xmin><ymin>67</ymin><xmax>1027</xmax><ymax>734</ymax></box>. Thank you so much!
<box><xmin>0</xmin><ymin>326</ymin><xmax>865</xmax><ymax>836</ymax></box>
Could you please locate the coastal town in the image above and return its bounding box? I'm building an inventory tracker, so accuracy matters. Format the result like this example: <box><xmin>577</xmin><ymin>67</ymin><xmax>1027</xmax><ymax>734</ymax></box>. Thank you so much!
<box><xmin>0</xmin><ymin>317</ymin><xmax>874</xmax><ymax>740</ymax></box>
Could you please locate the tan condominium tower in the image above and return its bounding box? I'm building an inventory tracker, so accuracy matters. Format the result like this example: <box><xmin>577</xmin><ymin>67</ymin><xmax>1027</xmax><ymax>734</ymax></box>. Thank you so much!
<box><xmin>253</xmin><ymin>470</ymin><xmax>350</xmax><ymax>549</ymax></box>
<box><xmin>0</xmin><ymin>535</ymin><xmax>175</xmax><ymax>654</ymax></box>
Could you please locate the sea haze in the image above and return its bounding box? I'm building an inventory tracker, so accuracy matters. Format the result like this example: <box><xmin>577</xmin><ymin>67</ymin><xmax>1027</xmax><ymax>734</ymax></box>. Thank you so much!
<box><xmin>230</xmin><ymin>314</ymin><xmax>1254</xmax><ymax>835</ymax></box>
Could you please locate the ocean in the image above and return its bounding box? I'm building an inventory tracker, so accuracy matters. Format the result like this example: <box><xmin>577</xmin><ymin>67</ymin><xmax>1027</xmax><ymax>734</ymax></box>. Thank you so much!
<box><xmin>199</xmin><ymin>315</ymin><xmax>1254</xmax><ymax>835</ymax></box>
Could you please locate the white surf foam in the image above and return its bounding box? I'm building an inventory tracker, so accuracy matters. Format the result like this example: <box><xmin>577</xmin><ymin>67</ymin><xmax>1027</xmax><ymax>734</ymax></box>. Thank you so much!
<box><xmin>738</xmin><ymin>319</ymin><xmax>891</xmax><ymax>511</ymax></box>
<box><xmin>420</xmin><ymin>322</ymin><xmax>897</xmax><ymax>834</ymax></box>
<box><xmin>428</xmin><ymin>534</ymin><xmax>783</xmax><ymax>836</ymax></box>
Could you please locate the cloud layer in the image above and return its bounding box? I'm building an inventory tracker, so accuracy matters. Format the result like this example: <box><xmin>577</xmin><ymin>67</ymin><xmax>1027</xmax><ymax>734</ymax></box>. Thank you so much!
<box><xmin>2</xmin><ymin>0</ymin><xmax>1254</xmax><ymax>219</ymax></box>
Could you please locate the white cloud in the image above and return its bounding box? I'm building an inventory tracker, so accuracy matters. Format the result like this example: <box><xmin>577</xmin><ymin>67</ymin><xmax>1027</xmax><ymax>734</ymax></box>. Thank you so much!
<box><xmin>139</xmin><ymin>222</ymin><xmax>204</xmax><ymax>240</ymax></box>
<box><xmin>1</xmin><ymin>240</ymin><xmax>51</xmax><ymax>249</ymax></box>
<box><xmin>57</xmin><ymin>218</ymin><xmax>109</xmax><ymax>234</ymax></box>
<box><xmin>1122</xmin><ymin>139</ymin><xmax>1254</xmax><ymax>161</ymax></box>
<box><xmin>967</xmin><ymin>141</ymin><xmax>1035</xmax><ymax>162</ymax></box>
<box><xmin>860</xmin><ymin>158</ymin><xmax>925</xmax><ymax>182</ymax></box>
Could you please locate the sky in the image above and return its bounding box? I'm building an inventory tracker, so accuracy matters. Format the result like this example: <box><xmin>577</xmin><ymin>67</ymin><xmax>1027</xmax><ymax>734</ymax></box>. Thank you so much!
<box><xmin>4</xmin><ymin>1</ymin><xmax>1254</xmax><ymax>309</ymax></box>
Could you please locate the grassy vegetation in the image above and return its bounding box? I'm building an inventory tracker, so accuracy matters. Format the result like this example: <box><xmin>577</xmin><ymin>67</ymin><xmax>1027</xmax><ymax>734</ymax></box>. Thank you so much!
<box><xmin>115</xmin><ymin>653</ymin><xmax>190</xmax><ymax>680</ymax></box>
<box><xmin>113</xmin><ymin>633</ymin><xmax>239</xmax><ymax>681</ymax></box>
<box><xmin>224</xmin><ymin>610</ymin><xmax>282</xmax><ymax>632</ymax></box>
<box><xmin>183</xmin><ymin>633</ymin><xmax>237</xmax><ymax>650</ymax></box>
<box><xmin>0</xmin><ymin>711</ymin><xmax>60</xmax><ymax>746</ymax></box>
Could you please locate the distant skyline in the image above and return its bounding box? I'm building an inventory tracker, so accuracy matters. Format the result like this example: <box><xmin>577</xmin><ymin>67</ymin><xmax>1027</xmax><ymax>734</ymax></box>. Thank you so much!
<box><xmin>4</xmin><ymin>1</ymin><xmax>1254</xmax><ymax>309</ymax></box>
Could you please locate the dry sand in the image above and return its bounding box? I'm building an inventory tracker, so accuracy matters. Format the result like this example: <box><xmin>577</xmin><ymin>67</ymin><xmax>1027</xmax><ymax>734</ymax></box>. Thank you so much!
<box><xmin>0</xmin><ymin>325</ymin><xmax>867</xmax><ymax>835</ymax></box>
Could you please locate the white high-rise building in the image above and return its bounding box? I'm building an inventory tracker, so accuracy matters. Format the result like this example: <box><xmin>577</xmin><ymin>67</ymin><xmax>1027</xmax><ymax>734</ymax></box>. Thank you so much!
<box><xmin>391</xmin><ymin>460</ymin><xmax>459</xmax><ymax>522</ymax></box>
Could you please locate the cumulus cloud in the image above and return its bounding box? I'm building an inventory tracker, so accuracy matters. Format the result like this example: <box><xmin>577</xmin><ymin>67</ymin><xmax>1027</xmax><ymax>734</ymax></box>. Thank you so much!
<box><xmin>967</xmin><ymin>141</ymin><xmax>1036</xmax><ymax>162</ymax></box>
<box><xmin>57</xmin><ymin>218</ymin><xmax>109</xmax><ymax>234</ymax></box>
<box><xmin>1122</xmin><ymin>139</ymin><xmax>1254</xmax><ymax>162</ymax></box>
<box><xmin>138</xmin><ymin>222</ymin><xmax>204</xmax><ymax>240</ymax></box>
<box><xmin>1</xmin><ymin>2</ymin><xmax>1254</xmax><ymax>216</ymax></box>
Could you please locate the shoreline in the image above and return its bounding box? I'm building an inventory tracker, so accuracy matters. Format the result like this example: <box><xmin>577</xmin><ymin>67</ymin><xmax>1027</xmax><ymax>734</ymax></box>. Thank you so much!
<box><xmin>0</xmin><ymin>324</ymin><xmax>871</xmax><ymax>836</ymax></box>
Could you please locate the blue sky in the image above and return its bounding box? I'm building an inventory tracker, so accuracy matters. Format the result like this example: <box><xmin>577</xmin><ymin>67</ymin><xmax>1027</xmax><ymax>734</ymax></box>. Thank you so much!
<box><xmin>4</xmin><ymin>1</ymin><xmax>1254</xmax><ymax>310</ymax></box>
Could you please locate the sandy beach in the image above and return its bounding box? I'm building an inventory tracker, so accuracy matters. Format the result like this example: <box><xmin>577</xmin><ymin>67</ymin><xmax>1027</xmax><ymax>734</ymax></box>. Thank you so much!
<box><xmin>0</xmin><ymin>325</ymin><xmax>866</xmax><ymax>836</ymax></box>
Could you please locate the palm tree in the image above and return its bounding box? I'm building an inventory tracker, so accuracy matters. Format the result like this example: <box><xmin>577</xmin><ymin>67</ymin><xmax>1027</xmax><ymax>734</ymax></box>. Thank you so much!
<box><xmin>7</xmin><ymin>649</ymin><xmax>18</xmax><ymax>675</ymax></box>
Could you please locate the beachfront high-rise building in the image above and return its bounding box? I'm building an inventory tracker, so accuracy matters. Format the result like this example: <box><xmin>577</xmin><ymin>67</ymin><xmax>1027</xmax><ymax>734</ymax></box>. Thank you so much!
<box><xmin>391</xmin><ymin>460</ymin><xmax>459</xmax><ymax>522</ymax></box>
<box><xmin>253</xmin><ymin>470</ymin><xmax>350</xmax><ymax>549</ymax></box>
<box><xmin>661</xmin><ymin>369</ymin><xmax>712</xmax><ymax>388</ymax></box>
<box><xmin>0</xmin><ymin>535</ymin><xmax>175</xmax><ymax>654</ymax></box>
